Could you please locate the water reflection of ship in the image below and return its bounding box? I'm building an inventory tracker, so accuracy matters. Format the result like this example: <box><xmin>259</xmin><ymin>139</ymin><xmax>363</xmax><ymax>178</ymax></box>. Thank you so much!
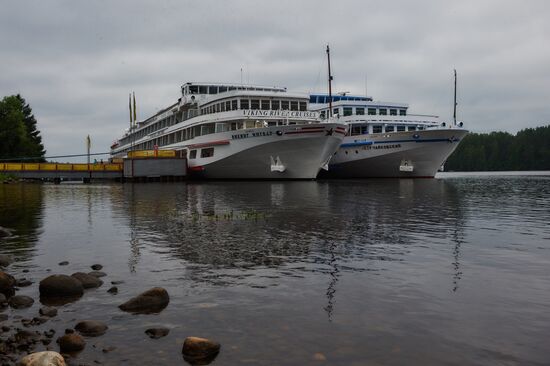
<box><xmin>0</xmin><ymin>184</ymin><xmax>44</xmax><ymax>260</ymax></box>
<box><xmin>110</xmin><ymin>178</ymin><xmax>467</xmax><ymax>298</ymax></box>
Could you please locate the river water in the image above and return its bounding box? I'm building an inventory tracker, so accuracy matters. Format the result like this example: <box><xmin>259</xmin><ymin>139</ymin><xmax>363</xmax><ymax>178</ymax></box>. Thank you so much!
<box><xmin>1</xmin><ymin>173</ymin><xmax>549</xmax><ymax>365</ymax></box>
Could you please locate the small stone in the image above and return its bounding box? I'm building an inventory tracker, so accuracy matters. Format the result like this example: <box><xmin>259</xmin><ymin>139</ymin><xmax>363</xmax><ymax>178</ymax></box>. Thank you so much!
<box><xmin>118</xmin><ymin>287</ymin><xmax>169</xmax><ymax>314</ymax></box>
<box><xmin>0</xmin><ymin>314</ymin><xmax>8</xmax><ymax>322</ymax></box>
<box><xmin>70</xmin><ymin>273</ymin><xmax>103</xmax><ymax>289</ymax></box>
<box><xmin>17</xmin><ymin>351</ymin><xmax>66</xmax><ymax>366</ymax></box>
<box><xmin>110</xmin><ymin>281</ymin><xmax>124</xmax><ymax>285</ymax></box>
<box><xmin>16</xmin><ymin>278</ymin><xmax>33</xmax><ymax>287</ymax></box>
<box><xmin>58</xmin><ymin>261</ymin><xmax>69</xmax><ymax>266</ymax></box>
<box><xmin>22</xmin><ymin>269</ymin><xmax>29</xmax><ymax>273</ymax></box>
<box><xmin>44</xmin><ymin>329</ymin><xmax>56</xmax><ymax>338</ymax></box>
<box><xmin>31</xmin><ymin>317</ymin><xmax>48</xmax><ymax>325</ymax></box>
<box><xmin>0</xmin><ymin>292</ymin><xmax>7</xmax><ymax>305</ymax></box>
<box><xmin>181</xmin><ymin>336</ymin><xmax>221</xmax><ymax>363</ymax></box>
<box><xmin>0</xmin><ymin>271</ymin><xmax>16</xmax><ymax>295</ymax></box>
<box><xmin>8</xmin><ymin>295</ymin><xmax>34</xmax><ymax>309</ymax></box>
<box><xmin>0</xmin><ymin>254</ymin><xmax>13</xmax><ymax>267</ymax></box>
<box><xmin>90</xmin><ymin>264</ymin><xmax>103</xmax><ymax>271</ymax></box>
<box><xmin>87</xmin><ymin>271</ymin><xmax>106</xmax><ymax>278</ymax></box>
<box><xmin>145</xmin><ymin>327</ymin><xmax>169</xmax><ymax>339</ymax></box>
<box><xmin>2</xmin><ymin>325</ymin><xmax>10</xmax><ymax>331</ymax></box>
<box><xmin>39</xmin><ymin>306</ymin><xmax>58</xmax><ymax>317</ymax></box>
<box><xmin>39</xmin><ymin>275</ymin><xmax>84</xmax><ymax>297</ymax></box>
<box><xmin>107</xmin><ymin>286</ymin><xmax>117</xmax><ymax>294</ymax></box>
<box><xmin>313</xmin><ymin>352</ymin><xmax>327</xmax><ymax>361</ymax></box>
<box><xmin>102</xmin><ymin>346</ymin><xmax>116</xmax><ymax>353</ymax></box>
<box><xmin>57</xmin><ymin>333</ymin><xmax>85</xmax><ymax>353</ymax></box>
<box><xmin>74</xmin><ymin>320</ymin><xmax>108</xmax><ymax>337</ymax></box>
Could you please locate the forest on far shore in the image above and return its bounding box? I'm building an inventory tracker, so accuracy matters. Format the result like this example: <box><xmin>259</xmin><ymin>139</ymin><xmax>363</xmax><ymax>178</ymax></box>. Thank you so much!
<box><xmin>445</xmin><ymin>125</ymin><xmax>550</xmax><ymax>171</ymax></box>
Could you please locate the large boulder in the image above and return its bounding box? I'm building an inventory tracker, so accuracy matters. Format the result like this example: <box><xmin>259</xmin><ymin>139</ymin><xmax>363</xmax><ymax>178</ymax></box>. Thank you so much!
<box><xmin>74</xmin><ymin>320</ymin><xmax>108</xmax><ymax>337</ymax></box>
<box><xmin>119</xmin><ymin>287</ymin><xmax>169</xmax><ymax>314</ymax></box>
<box><xmin>0</xmin><ymin>271</ymin><xmax>16</xmax><ymax>295</ymax></box>
<box><xmin>8</xmin><ymin>295</ymin><xmax>34</xmax><ymax>309</ymax></box>
<box><xmin>182</xmin><ymin>337</ymin><xmax>221</xmax><ymax>364</ymax></box>
<box><xmin>70</xmin><ymin>272</ymin><xmax>103</xmax><ymax>289</ymax></box>
<box><xmin>57</xmin><ymin>332</ymin><xmax>85</xmax><ymax>353</ymax></box>
<box><xmin>39</xmin><ymin>275</ymin><xmax>84</xmax><ymax>297</ymax></box>
<box><xmin>17</xmin><ymin>351</ymin><xmax>66</xmax><ymax>366</ymax></box>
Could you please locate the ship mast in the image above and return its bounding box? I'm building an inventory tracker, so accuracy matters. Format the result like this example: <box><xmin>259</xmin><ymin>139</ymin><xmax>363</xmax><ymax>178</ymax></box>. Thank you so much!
<box><xmin>453</xmin><ymin>69</ymin><xmax>457</xmax><ymax>126</ymax></box>
<box><xmin>327</xmin><ymin>45</ymin><xmax>333</xmax><ymax>118</ymax></box>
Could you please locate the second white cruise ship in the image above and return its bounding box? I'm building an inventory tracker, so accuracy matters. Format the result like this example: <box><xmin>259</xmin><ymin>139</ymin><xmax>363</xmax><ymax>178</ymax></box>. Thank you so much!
<box><xmin>111</xmin><ymin>82</ymin><xmax>347</xmax><ymax>179</ymax></box>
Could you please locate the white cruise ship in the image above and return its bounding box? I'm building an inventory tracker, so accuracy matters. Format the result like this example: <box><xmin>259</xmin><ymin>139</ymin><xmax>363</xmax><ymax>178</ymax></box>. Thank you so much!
<box><xmin>111</xmin><ymin>83</ymin><xmax>347</xmax><ymax>179</ymax></box>
<box><xmin>309</xmin><ymin>93</ymin><xmax>468</xmax><ymax>178</ymax></box>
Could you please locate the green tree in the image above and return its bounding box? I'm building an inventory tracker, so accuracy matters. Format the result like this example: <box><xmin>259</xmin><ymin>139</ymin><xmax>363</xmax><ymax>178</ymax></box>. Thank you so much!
<box><xmin>0</xmin><ymin>95</ymin><xmax>46</xmax><ymax>162</ymax></box>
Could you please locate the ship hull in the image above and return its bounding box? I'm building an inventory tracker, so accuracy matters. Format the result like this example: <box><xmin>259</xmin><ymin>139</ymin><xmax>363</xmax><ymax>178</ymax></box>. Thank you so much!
<box><xmin>185</xmin><ymin>123</ymin><xmax>345</xmax><ymax>179</ymax></box>
<box><xmin>321</xmin><ymin>128</ymin><xmax>468</xmax><ymax>178</ymax></box>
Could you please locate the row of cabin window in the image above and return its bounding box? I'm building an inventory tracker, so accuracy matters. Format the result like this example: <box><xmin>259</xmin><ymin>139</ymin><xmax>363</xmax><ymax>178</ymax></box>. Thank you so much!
<box><xmin>200</xmin><ymin>99</ymin><xmax>308</xmax><ymax>115</ymax></box>
<box><xmin>188</xmin><ymin>147</ymin><xmax>214</xmax><ymax>159</ymax></box>
<box><xmin>186</xmin><ymin>85</ymin><xmax>283</xmax><ymax>95</ymax></box>
<box><xmin>350</xmin><ymin>124</ymin><xmax>425</xmax><ymax>135</ymax></box>
<box><xmin>119</xmin><ymin>115</ymin><xmax>177</xmax><ymax>146</ymax></box>
<box><xmin>321</xmin><ymin>107</ymin><xmax>407</xmax><ymax>118</ymax></box>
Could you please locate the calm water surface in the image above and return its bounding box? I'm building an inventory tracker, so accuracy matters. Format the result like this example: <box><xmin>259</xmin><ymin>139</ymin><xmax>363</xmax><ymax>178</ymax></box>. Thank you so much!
<box><xmin>1</xmin><ymin>173</ymin><xmax>549</xmax><ymax>365</ymax></box>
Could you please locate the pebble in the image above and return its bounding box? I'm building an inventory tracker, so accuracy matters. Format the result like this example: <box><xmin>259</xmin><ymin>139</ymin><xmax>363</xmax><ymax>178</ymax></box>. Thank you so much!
<box><xmin>8</xmin><ymin>295</ymin><xmax>35</xmax><ymax>309</ymax></box>
<box><xmin>39</xmin><ymin>306</ymin><xmax>58</xmax><ymax>317</ymax></box>
<box><xmin>119</xmin><ymin>287</ymin><xmax>169</xmax><ymax>314</ymax></box>
<box><xmin>0</xmin><ymin>271</ymin><xmax>16</xmax><ymax>295</ymax></box>
<box><xmin>0</xmin><ymin>254</ymin><xmax>13</xmax><ymax>267</ymax></box>
<box><xmin>17</xmin><ymin>351</ymin><xmax>67</xmax><ymax>366</ymax></box>
<box><xmin>181</xmin><ymin>336</ymin><xmax>221</xmax><ymax>364</ymax></box>
<box><xmin>16</xmin><ymin>278</ymin><xmax>33</xmax><ymax>287</ymax></box>
<box><xmin>58</xmin><ymin>261</ymin><xmax>69</xmax><ymax>266</ymax></box>
<box><xmin>70</xmin><ymin>272</ymin><xmax>103</xmax><ymax>289</ymax></box>
<box><xmin>57</xmin><ymin>332</ymin><xmax>85</xmax><ymax>353</ymax></box>
<box><xmin>107</xmin><ymin>286</ymin><xmax>118</xmax><ymax>294</ymax></box>
<box><xmin>145</xmin><ymin>327</ymin><xmax>170</xmax><ymax>339</ymax></box>
<box><xmin>74</xmin><ymin>320</ymin><xmax>108</xmax><ymax>337</ymax></box>
<box><xmin>91</xmin><ymin>264</ymin><xmax>103</xmax><ymax>271</ymax></box>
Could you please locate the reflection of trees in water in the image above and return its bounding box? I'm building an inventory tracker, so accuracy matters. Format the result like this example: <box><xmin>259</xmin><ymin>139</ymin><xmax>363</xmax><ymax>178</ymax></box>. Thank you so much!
<box><xmin>0</xmin><ymin>184</ymin><xmax>44</xmax><ymax>259</ymax></box>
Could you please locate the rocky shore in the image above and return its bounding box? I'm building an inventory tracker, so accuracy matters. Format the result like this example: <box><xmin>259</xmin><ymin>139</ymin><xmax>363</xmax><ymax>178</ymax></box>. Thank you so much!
<box><xmin>0</xmin><ymin>255</ymin><xmax>221</xmax><ymax>365</ymax></box>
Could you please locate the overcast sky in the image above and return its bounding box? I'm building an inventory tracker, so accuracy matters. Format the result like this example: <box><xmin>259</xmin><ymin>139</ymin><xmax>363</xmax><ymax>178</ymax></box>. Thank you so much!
<box><xmin>1</xmin><ymin>0</ymin><xmax>549</xmax><ymax>159</ymax></box>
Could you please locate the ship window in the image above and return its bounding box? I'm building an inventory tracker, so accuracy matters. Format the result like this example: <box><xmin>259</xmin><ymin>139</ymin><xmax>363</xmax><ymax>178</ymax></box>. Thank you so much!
<box><xmin>379</xmin><ymin>109</ymin><xmax>387</xmax><ymax>115</ymax></box>
<box><xmin>215</xmin><ymin>104</ymin><xmax>220</xmax><ymax>113</ymax></box>
<box><xmin>351</xmin><ymin>125</ymin><xmax>362</xmax><ymax>135</ymax></box>
<box><xmin>225</xmin><ymin>101</ymin><xmax>231</xmax><ymax>111</ymax></box>
<box><xmin>320</xmin><ymin>111</ymin><xmax>326</xmax><ymax>119</ymax></box>
<box><xmin>220</xmin><ymin>103</ymin><xmax>225</xmax><ymax>112</ymax></box>
<box><xmin>201</xmin><ymin>124</ymin><xmax>215</xmax><ymax>135</ymax></box>
<box><xmin>200</xmin><ymin>148</ymin><xmax>214</xmax><ymax>158</ymax></box>
<box><xmin>372</xmin><ymin>125</ymin><xmax>383</xmax><ymax>133</ymax></box>
<box><xmin>343</xmin><ymin>107</ymin><xmax>353</xmax><ymax>116</ymax></box>
<box><xmin>261</xmin><ymin>100</ymin><xmax>270</xmax><ymax>110</ymax></box>
<box><xmin>281</xmin><ymin>101</ymin><xmax>289</xmax><ymax>110</ymax></box>
<box><xmin>228</xmin><ymin>86</ymin><xmax>236</xmax><ymax>91</ymax></box>
<box><xmin>219</xmin><ymin>86</ymin><xmax>227</xmax><ymax>93</ymax></box>
<box><xmin>361</xmin><ymin>126</ymin><xmax>369</xmax><ymax>134</ymax></box>
<box><xmin>209</xmin><ymin>86</ymin><xmax>218</xmax><ymax>94</ymax></box>
<box><xmin>251</xmin><ymin>99</ymin><xmax>260</xmax><ymax>110</ymax></box>
<box><xmin>418</xmin><ymin>126</ymin><xmax>424</xmax><ymax>130</ymax></box>
<box><xmin>397</xmin><ymin>125</ymin><xmax>406</xmax><ymax>132</ymax></box>
<box><xmin>299</xmin><ymin>102</ymin><xmax>307</xmax><ymax>111</ymax></box>
<box><xmin>232</xmin><ymin>100</ymin><xmax>238</xmax><ymax>110</ymax></box>
<box><xmin>189</xmin><ymin>86</ymin><xmax>198</xmax><ymax>94</ymax></box>
<box><xmin>272</xmin><ymin>100</ymin><xmax>280</xmax><ymax>110</ymax></box>
<box><xmin>408</xmin><ymin>126</ymin><xmax>417</xmax><ymax>131</ymax></box>
<box><xmin>241</xmin><ymin>99</ymin><xmax>249</xmax><ymax>109</ymax></box>
<box><xmin>368</xmin><ymin>108</ymin><xmax>376</xmax><ymax>115</ymax></box>
<box><xmin>390</xmin><ymin>109</ymin><xmax>397</xmax><ymax>115</ymax></box>
<box><xmin>385</xmin><ymin>125</ymin><xmax>395</xmax><ymax>132</ymax></box>
<box><xmin>199</xmin><ymin>86</ymin><xmax>207</xmax><ymax>94</ymax></box>
<box><xmin>189</xmin><ymin>150</ymin><xmax>197</xmax><ymax>159</ymax></box>
<box><xmin>290</xmin><ymin>101</ymin><xmax>299</xmax><ymax>111</ymax></box>
<box><xmin>333</xmin><ymin>108</ymin><xmax>339</xmax><ymax>116</ymax></box>
<box><xmin>356</xmin><ymin>108</ymin><xmax>365</xmax><ymax>115</ymax></box>
<box><xmin>400</xmin><ymin>110</ymin><xmax>406</xmax><ymax>116</ymax></box>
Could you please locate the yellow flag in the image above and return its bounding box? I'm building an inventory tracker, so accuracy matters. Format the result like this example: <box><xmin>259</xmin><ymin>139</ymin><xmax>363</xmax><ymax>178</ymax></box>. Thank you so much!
<box><xmin>129</xmin><ymin>93</ymin><xmax>133</xmax><ymax>127</ymax></box>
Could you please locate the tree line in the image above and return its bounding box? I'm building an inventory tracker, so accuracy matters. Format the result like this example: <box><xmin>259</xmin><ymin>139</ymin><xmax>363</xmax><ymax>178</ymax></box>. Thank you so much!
<box><xmin>0</xmin><ymin>95</ymin><xmax>46</xmax><ymax>162</ymax></box>
<box><xmin>445</xmin><ymin>125</ymin><xmax>550</xmax><ymax>171</ymax></box>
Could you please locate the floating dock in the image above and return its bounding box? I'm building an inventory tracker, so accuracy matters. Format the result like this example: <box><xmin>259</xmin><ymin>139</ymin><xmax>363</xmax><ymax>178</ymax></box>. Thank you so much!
<box><xmin>0</xmin><ymin>150</ymin><xmax>187</xmax><ymax>183</ymax></box>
